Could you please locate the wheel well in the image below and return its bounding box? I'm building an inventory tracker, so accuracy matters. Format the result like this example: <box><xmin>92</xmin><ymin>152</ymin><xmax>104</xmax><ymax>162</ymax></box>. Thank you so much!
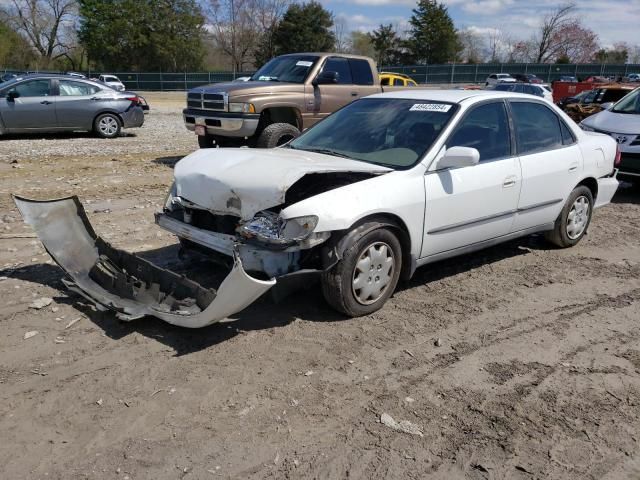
<box><xmin>260</xmin><ymin>107</ymin><xmax>301</xmax><ymax>131</ymax></box>
<box><xmin>350</xmin><ymin>213</ymin><xmax>413</xmax><ymax>282</ymax></box>
<box><xmin>577</xmin><ymin>177</ymin><xmax>598</xmax><ymax>200</ymax></box>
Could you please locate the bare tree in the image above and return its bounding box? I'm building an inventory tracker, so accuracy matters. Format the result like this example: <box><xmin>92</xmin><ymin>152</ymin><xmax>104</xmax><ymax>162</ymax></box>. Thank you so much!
<box><xmin>486</xmin><ymin>29</ymin><xmax>503</xmax><ymax>63</ymax></box>
<box><xmin>3</xmin><ymin>0</ymin><xmax>77</xmax><ymax>67</ymax></box>
<box><xmin>206</xmin><ymin>0</ymin><xmax>291</xmax><ymax>72</ymax></box>
<box><xmin>457</xmin><ymin>28</ymin><xmax>483</xmax><ymax>63</ymax></box>
<box><xmin>532</xmin><ymin>3</ymin><xmax>576</xmax><ymax>63</ymax></box>
<box><xmin>333</xmin><ymin>15</ymin><xmax>349</xmax><ymax>53</ymax></box>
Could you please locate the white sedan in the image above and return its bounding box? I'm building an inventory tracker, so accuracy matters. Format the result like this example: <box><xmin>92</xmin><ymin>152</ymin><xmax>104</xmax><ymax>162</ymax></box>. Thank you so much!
<box><xmin>14</xmin><ymin>90</ymin><xmax>620</xmax><ymax>327</ymax></box>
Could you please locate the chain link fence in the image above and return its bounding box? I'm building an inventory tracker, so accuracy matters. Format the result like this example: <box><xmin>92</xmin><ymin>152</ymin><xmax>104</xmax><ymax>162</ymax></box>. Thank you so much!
<box><xmin>381</xmin><ymin>63</ymin><xmax>640</xmax><ymax>85</ymax></box>
<box><xmin>3</xmin><ymin>64</ymin><xmax>640</xmax><ymax>90</ymax></box>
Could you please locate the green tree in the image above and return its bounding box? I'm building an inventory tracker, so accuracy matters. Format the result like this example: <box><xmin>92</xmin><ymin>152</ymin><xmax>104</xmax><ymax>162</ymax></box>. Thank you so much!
<box><xmin>368</xmin><ymin>24</ymin><xmax>402</xmax><ymax>66</ymax></box>
<box><xmin>0</xmin><ymin>19</ymin><xmax>37</xmax><ymax>69</ymax></box>
<box><xmin>350</xmin><ymin>31</ymin><xmax>375</xmax><ymax>58</ymax></box>
<box><xmin>78</xmin><ymin>0</ymin><xmax>205</xmax><ymax>71</ymax></box>
<box><xmin>405</xmin><ymin>0</ymin><xmax>461</xmax><ymax>64</ymax></box>
<box><xmin>271</xmin><ymin>1</ymin><xmax>334</xmax><ymax>56</ymax></box>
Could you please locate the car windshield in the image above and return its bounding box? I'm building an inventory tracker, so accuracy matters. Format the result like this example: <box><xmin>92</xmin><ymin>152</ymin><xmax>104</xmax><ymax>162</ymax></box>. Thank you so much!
<box><xmin>611</xmin><ymin>88</ymin><xmax>640</xmax><ymax>114</ymax></box>
<box><xmin>288</xmin><ymin>98</ymin><xmax>458</xmax><ymax>169</ymax></box>
<box><xmin>103</xmin><ymin>76</ymin><xmax>118</xmax><ymax>82</ymax></box>
<box><xmin>497</xmin><ymin>74</ymin><xmax>511</xmax><ymax>78</ymax></box>
<box><xmin>250</xmin><ymin>55</ymin><xmax>319</xmax><ymax>83</ymax></box>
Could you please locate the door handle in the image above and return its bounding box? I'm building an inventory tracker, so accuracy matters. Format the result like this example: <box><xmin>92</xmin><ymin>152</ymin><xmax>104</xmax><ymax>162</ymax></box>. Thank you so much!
<box><xmin>40</xmin><ymin>100</ymin><xmax>52</xmax><ymax>105</ymax></box>
<box><xmin>351</xmin><ymin>92</ymin><xmax>358</xmax><ymax>97</ymax></box>
<box><xmin>90</xmin><ymin>97</ymin><xmax>101</xmax><ymax>101</ymax></box>
<box><xmin>568</xmin><ymin>163</ymin><xmax>578</xmax><ymax>172</ymax></box>
<box><xmin>503</xmin><ymin>176</ymin><xmax>517</xmax><ymax>188</ymax></box>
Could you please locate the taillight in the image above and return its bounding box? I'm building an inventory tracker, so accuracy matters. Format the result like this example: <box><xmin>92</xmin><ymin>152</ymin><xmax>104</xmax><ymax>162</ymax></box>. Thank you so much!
<box><xmin>125</xmin><ymin>96</ymin><xmax>139</xmax><ymax>104</ymax></box>
<box><xmin>614</xmin><ymin>144</ymin><xmax>622</xmax><ymax>167</ymax></box>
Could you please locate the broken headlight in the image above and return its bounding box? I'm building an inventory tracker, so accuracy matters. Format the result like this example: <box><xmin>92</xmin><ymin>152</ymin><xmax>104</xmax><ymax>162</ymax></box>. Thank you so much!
<box><xmin>163</xmin><ymin>182</ymin><xmax>178</xmax><ymax>211</ymax></box>
<box><xmin>239</xmin><ymin>212</ymin><xmax>319</xmax><ymax>246</ymax></box>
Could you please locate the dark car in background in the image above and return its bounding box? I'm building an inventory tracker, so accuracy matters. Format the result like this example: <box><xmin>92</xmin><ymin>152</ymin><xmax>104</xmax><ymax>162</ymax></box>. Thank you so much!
<box><xmin>0</xmin><ymin>74</ymin><xmax>145</xmax><ymax>138</ymax></box>
<box><xmin>511</xmin><ymin>73</ymin><xmax>543</xmax><ymax>84</ymax></box>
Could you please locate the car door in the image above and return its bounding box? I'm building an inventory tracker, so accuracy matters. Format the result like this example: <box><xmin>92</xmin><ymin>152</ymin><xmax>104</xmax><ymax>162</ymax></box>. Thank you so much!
<box><xmin>509</xmin><ymin>100</ymin><xmax>582</xmax><ymax>231</ymax></box>
<box><xmin>310</xmin><ymin>57</ymin><xmax>378</xmax><ymax>122</ymax></box>
<box><xmin>55</xmin><ymin>79</ymin><xmax>103</xmax><ymax>129</ymax></box>
<box><xmin>421</xmin><ymin>101</ymin><xmax>521</xmax><ymax>257</ymax></box>
<box><xmin>0</xmin><ymin>79</ymin><xmax>56</xmax><ymax>130</ymax></box>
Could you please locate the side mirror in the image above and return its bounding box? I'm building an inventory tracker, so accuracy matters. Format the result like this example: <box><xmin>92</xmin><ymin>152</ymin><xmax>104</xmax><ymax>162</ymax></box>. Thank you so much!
<box><xmin>599</xmin><ymin>102</ymin><xmax>613</xmax><ymax>110</ymax></box>
<box><xmin>6</xmin><ymin>90</ymin><xmax>19</xmax><ymax>102</ymax></box>
<box><xmin>437</xmin><ymin>146</ymin><xmax>480</xmax><ymax>169</ymax></box>
<box><xmin>313</xmin><ymin>70</ymin><xmax>339</xmax><ymax>86</ymax></box>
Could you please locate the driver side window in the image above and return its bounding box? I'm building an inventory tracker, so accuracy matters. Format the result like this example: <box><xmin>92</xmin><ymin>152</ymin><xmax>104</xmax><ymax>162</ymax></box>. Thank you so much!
<box><xmin>447</xmin><ymin>102</ymin><xmax>511</xmax><ymax>162</ymax></box>
<box><xmin>8</xmin><ymin>79</ymin><xmax>51</xmax><ymax>97</ymax></box>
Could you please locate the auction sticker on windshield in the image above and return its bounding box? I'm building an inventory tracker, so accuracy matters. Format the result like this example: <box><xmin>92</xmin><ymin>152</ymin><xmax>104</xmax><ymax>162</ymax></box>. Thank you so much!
<box><xmin>410</xmin><ymin>104</ymin><xmax>452</xmax><ymax>112</ymax></box>
<box><xmin>296</xmin><ymin>61</ymin><xmax>313</xmax><ymax>67</ymax></box>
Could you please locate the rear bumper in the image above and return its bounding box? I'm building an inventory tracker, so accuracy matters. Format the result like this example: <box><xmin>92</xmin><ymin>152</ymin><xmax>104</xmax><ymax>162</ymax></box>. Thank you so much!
<box><xmin>122</xmin><ymin>106</ymin><xmax>145</xmax><ymax>128</ymax></box>
<box><xmin>13</xmin><ymin>196</ymin><xmax>274</xmax><ymax>328</ymax></box>
<box><xmin>594</xmin><ymin>171</ymin><xmax>620</xmax><ymax>208</ymax></box>
<box><xmin>183</xmin><ymin>109</ymin><xmax>259</xmax><ymax>138</ymax></box>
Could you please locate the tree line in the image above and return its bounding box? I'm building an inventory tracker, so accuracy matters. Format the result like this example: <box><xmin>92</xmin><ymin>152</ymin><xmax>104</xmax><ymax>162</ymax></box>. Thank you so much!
<box><xmin>0</xmin><ymin>0</ymin><xmax>637</xmax><ymax>73</ymax></box>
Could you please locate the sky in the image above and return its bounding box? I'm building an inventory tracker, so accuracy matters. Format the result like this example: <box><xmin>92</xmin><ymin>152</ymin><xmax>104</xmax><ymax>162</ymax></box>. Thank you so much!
<box><xmin>317</xmin><ymin>0</ymin><xmax>640</xmax><ymax>48</ymax></box>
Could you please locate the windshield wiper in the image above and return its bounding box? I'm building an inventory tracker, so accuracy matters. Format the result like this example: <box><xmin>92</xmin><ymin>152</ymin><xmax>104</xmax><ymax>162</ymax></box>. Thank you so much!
<box><xmin>294</xmin><ymin>147</ymin><xmax>354</xmax><ymax>159</ymax></box>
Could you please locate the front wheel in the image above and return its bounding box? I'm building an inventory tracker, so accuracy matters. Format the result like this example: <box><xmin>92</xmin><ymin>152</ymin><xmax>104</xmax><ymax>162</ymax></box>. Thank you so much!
<box><xmin>94</xmin><ymin>113</ymin><xmax>121</xmax><ymax>138</ymax></box>
<box><xmin>545</xmin><ymin>186</ymin><xmax>593</xmax><ymax>248</ymax></box>
<box><xmin>256</xmin><ymin>123</ymin><xmax>300</xmax><ymax>148</ymax></box>
<box><xmin>321</xmin><ymin>227</ymin><xmax>402</xmax><ymax>317</ymax></box>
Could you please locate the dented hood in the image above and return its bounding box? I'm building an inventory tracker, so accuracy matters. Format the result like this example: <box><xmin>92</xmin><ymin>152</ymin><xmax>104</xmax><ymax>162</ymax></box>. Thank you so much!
<box><xmin>174</xmin><ymin>148</ymin><xmax>391</xmax><ymax>219</ymax></box>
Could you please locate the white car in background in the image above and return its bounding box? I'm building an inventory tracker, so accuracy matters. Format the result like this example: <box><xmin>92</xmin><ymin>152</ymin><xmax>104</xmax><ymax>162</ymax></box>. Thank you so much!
<box><xmin>580</xmin><ymin>87</ymin><xmax>640</xmax><ymax>182</ymax></box>
<box><xmin>98</xmin><ymin>74</ymin><xmax>125</xmax><ymax>91</ymax></box>
<box><xmin>15</xmin><ymin>90</ymin><xmax>619</xmax><ymax>328</ymax></box>
<box><xmin>485</xmin><ymin>73</ymin><xmax>516</xmax><ymax>86</ymax></box>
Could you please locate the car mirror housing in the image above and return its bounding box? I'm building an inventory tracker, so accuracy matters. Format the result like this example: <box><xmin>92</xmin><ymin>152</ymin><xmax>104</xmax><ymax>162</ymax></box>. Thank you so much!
<box><xmin>600</xmin><ymin>102</ymin><xmax>613</xmax><ymax>111</ymax></box>
<box><xmin>313</xmin><ymin>71</ymin><xmax>339</xmax><ymax>86</ymax></box>
<box><xmin>438</xmin><ymin>146</ymin><xmax>480</xmax><ymax>169</ymax></box>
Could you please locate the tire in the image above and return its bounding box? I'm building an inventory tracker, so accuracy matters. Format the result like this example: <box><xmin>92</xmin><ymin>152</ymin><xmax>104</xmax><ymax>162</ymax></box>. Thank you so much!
<box><xmin>545</xmin><ymin>186</ymin><xmax>593</xmax><ymax>248</ymax></box>
<box><xmin>256</xmin><ymin>123</ymin><xmax>300</xmax><ymax>148</ymax></box>
<box><xmin>321</xmin><ymin>227</ymin><xmax>402</xmax><ymax>317</ymax></box>
<box><xmin>94</xmin><ymin>113</ymin><xmax>121</xmax><ymax>138</ymax></box>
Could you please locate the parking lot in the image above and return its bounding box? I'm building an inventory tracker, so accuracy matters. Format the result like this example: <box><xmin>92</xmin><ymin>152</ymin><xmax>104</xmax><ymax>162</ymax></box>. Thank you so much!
<box><xmin>1</xmin><ymin>92</ymin><xmax>640</xmax><ymax>479</ymax></box>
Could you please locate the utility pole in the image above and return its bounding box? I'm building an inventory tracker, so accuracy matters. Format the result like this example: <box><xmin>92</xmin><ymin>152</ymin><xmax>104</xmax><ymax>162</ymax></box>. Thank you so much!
<box><xmin>231</xmin><ymin>0</ymin><xmax>236</xmax><ymax>78</ymax></box>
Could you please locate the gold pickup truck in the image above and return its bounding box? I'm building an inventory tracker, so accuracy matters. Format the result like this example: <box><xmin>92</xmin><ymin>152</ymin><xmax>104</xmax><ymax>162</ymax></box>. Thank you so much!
<box><xmin>184</xmin><ymin>53</ymin><xmax>413</xmax><ymax>148</ymax></box>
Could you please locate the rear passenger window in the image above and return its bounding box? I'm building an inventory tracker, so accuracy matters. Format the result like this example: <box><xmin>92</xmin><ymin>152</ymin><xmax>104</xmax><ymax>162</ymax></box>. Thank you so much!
<box><xmin>510</xmin><ymin>102</ymin><xmax>563</xmax><ymax>154</ymax></box>
<box><xmin>381</xmin><ymin>77</ymin><xmax>390</xmax><ymax>86</ymax></box>
<box><xmin>349</xmin><ymin>59</ymin><xmax>374</xmax><ymax>85</ymax></box>
<box><xmin>560</xmin><ymin>120</ymin><xmax>576</xmax><ymax>145</ymax></box>
<box><xmin>448</xmin><ymin>102</ymin><xmax>511</xmax><ymax>162</ymax></box>
<box><xmin>394</xmin><ymin>78</ymin><xmax>404</xmax><ymax>86</ymax></box>
<box><xmin>323</xmin><ymin>57</ymin><xmax>352</xmax><ymax>84</ymax></box>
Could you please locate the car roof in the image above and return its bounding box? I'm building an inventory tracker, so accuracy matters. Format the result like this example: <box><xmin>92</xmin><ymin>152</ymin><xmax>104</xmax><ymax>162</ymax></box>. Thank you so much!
<box><xmin>367</xmin><ymin>89</ymin><xmax>539</xmax><ymax>104</ymax></box>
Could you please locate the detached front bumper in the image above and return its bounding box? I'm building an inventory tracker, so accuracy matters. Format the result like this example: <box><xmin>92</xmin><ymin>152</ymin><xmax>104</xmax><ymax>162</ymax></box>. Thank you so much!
<box><xmin>13</xmin><ymin>196</ymin><xmax>275</xmax><ymax>328</ymax></box>
<box><xmin>183</xmin><ymin>109</ymin><xmax>260</xmax><ymax>138</ymax></box>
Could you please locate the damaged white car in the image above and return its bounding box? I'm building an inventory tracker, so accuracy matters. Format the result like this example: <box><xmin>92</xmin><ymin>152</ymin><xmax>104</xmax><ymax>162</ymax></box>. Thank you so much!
<box><xmin>15</xmin><ymin>90</ymin><xmax>620</xmax><ymax>328</ymax></box>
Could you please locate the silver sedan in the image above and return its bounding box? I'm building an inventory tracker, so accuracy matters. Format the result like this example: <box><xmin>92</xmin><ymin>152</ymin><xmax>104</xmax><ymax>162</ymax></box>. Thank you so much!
<box><xmin>0</xmin><ymin>74</ymin><xmax>145</xmax><ymax>138</ymax></box>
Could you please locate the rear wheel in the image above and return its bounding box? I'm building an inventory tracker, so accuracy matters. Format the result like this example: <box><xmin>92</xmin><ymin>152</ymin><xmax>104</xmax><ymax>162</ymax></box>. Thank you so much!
<box><xmin>545</xmin><ymin>186</ymin><xmax>593</xmax><ymax>248</ymax></box>
<box><xmin>256</xmin><ymin>123</ymin><xmax>300</xmax><ymax>148</ymax></box>
<box><xmin>321</xmin><ymin>227</ymin><xmax>402</xmax><ymax>317</ymax></box>
<box><xmin>94</xmin><ymin>113</ymin><xmax>121</xmax><ymax>138</ymax></box>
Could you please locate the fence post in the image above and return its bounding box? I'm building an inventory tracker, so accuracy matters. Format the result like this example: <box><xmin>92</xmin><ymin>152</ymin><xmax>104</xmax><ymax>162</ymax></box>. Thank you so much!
<box><xmin>574</xmin><ymin>64</ymin><xmax>578</xmax><ymax>78</ymax></box>
<box><xmin>474</xmin><ymin>64</ymin><xmax>478</xmax><ymax>83</ymax></box>
<box><xmin>450</xmin><ymin>62</ymin><xmax>455</xmax><ymax>84</ymax></box>
<box><xmin>524</xmin><ymin>63</ymin><xmax>528</xmax><ymax>74</ymax></box>
<box><xmin>424</xmin><ymin>65</ymin><xmax>428</xmax><ymax>84</ymax></box>
<box><xmin>208</xmin><ymin>71</ymin><xmax>211</xmax><ymax>84</ymax></box>
<box><xmin>160</xmin><ymin>70</ymin><xmax>163</xmax><ymax>92</ymax></box>
<box><xmin>184</xmin><ymin>71</ymin><xmax>187</xmax><ymax>91</ymax></box>
<box><xmin>548</xmin><ymin>64</ymin><xmax>552</xmax><ymax>83</ymax></box>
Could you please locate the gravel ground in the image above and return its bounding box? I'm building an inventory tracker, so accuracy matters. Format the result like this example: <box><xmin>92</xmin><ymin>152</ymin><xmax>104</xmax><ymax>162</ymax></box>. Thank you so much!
<box><xmin>1</xmin><ymin>93</ymin><xmax>640</xmax><ymax>479</ymax></box>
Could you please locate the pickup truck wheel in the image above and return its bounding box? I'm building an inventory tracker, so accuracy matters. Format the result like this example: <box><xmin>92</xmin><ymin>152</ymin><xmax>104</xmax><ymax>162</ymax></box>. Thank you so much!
<box><xmin>256</xmin><ymin>123</ymin><xmax>300</xmax><ymax>148</ymax></box>
<box><xmin>94</xmin><ymin>113</ymin><xmax>121</xmax><ymax>138</ymax></box>
<box><xmin>322</xmin><ymin>227</ymin><xmax>402</xmax><ymax>317</ymax></box>
<box><xmin>545</xmin><ymin>186</ymin><xmax>593</xmax><ymax>248</ymax></box>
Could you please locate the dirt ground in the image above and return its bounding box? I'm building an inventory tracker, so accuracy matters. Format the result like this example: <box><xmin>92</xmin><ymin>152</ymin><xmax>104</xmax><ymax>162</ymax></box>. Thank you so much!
<box><xmin>1</xmin><ymin>92</ymin><xmax>640</xmax><ymax>480</ymax></box>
